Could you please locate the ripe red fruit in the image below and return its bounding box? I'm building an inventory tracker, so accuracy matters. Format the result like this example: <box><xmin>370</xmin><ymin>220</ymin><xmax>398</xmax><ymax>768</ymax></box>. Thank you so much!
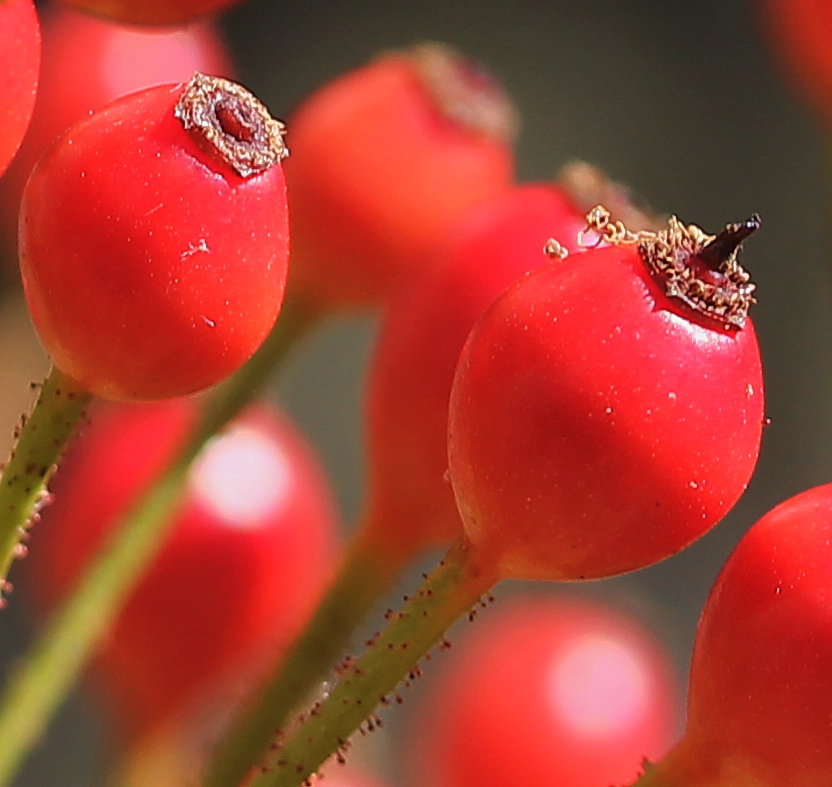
<box><xmin>0</xmin><ymin>6</ymin><xmax>233</xmax><ymax>252</ymax></box>
<box><xmin>643</xmin><ymin>483</ymin><xmax>832</xmax><ymax>787</ymax></box>
<box><xmin>27</xmin><ymin>397</ymin><xmax>339</xmax><ymax>740</ymax></box>
<box><xmin>759</xmin><ymin>0</ymin><xmax>832</xmax><ymax>125</ymax></box>
<box><xmin>19</xmin><ymin>73</ymin><xmax>289</xmax><ymax>401</ymax></box>
<box><xmin>284</xmin><ymin>42</ymin><xmax>516</xmax><ymax>312</ymax></box>
<box><xmin>410</xmin><ymin>595</ymin><xmax>678</xmax><ymax>787</ymax></box>
<box><xmin>0</xmin><ymin>0</ymin><xmax>40</xmax><ymax>178</ymax></box>
<box><xmin>362</xmin><ymin>168</ymin><xmax>655</xmax><ymax>564</ymax></box>
<box><xmin>54</xmin><ymin>0</ymin><xmax>244</xmax><ymax>26</ymax></box>
<box><xmin>448</xmin><ymin>212</ymin><xmax>764</xmax><ymax>580</ymax></box>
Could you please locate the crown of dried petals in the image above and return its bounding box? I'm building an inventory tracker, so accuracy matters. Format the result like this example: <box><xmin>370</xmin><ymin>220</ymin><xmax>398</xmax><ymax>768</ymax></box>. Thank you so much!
<box><xmin>574</xmin><ymin>205</ymin><xmax>759</xmax><ymax>329</ymax></box>
<box><xmin>408</xmin><ymin>43</ymin><xmax>519</xmax><ymax>142</ymax></box>
<box><xmin>638</xmin><ymin>214</ymin><xmax>759</xmax><ymax>329</ymax></box>
<box><xmin>175</xmin><ymin>73</ymin><xmax>288</xmax><ymax>178</ymax></box>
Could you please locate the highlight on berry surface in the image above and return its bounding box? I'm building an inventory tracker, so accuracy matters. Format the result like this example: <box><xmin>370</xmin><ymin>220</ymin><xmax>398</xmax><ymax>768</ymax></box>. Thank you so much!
<box><xmin>19</xmin><ymin>72</ymin><xmax>290</xmax><ymax>401</ymax></box>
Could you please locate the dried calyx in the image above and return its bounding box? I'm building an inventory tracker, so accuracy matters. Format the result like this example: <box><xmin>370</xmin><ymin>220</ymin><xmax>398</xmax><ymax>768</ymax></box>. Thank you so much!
<box><xmin>552</xmin><ymin>205</ymin><xmax>759</xmax><ymax>329</ymax></box>
<box><xmin>638</xmin><ymin>213</ymin><xmax>759</xmax><ymax>329</ymax></box>
<box><xmin>407</xmin><ymin>42</ymin><xmax>519</xmax><ymax>142</ymax></box>
<box><xmin>175</xmin><ymin>73</ymin><xmax>288</xmax><ymax>178</ymax></box>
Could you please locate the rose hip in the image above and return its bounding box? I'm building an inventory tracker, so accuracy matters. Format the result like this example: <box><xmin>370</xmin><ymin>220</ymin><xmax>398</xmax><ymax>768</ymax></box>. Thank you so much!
<box><xmin>284</xmin><ymin>42</ymin><xmax>516</xmax><ymax>312</ymax></box>
<box><xmin>19</xmin><ymin>73</ymin><xmax>289</xmax><ymax>400</ymax></box>
<box><xmin>448</xmin><ymin>210</ymin><xmax>763</xmax><ymax>580</ymax></box>
<box><xmin>27</xmin><ymin>397</ymin><xmax>339</xmax><ymax>740</ymax></box>
<box><xmin>0</xmin><ymin>6</ymin><xmax>233</xmax><ymax>253</ymax></box>
<box><xmin>411</xmin><ymin>595</ymin><xmax>679</xmax><ymax>787</ymax></box>
<box><xmin>54</xmin><ymin>0</ymin><xmax>244</xmax><ymax>26</ymax></box>
<box><xmin>0</xmin><ymin>0</ymin><xmax>40</xmax><ymax>178</ymax></box>
<box><xmin>641</xmin><ymin>483</ymin><xmax>832</xmax><ymax>787</ymax></box>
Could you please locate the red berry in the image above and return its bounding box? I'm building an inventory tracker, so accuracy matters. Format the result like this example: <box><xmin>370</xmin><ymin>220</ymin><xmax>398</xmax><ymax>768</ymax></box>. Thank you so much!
<box><xmin>410</xmin><ymin>595</ymin><xmax>679</xmax><ymax>787</ymax></box>
<box><xmin>648</xmin><ymin>483</ymin><xmax>832</xmax><ymax>786</ymax></box>
<box><xmin>362</xmin><ymin>167</ymin><xmax>655</xmax><ymax>563</ymax></box>
<box><xmin>448</xmin><ymin>212</ymin><xmax>764</xmax><ymax>580</ymax></box>
<box><xmin>0</xmin><ymin>6</ymin><xmax>233</xmax><ymax>252</ymax></box>
<box><xmin>19</xmin><ymin>73</ymin><xmax>289</xmax><ymax>400</ymax></box>
<box><xmin>53</xmin><ymin>0</ymin><xmax>244</xmax><ymax>26</ymax></box>
<box><xmin>0</xmin><ymin>0</ymin><xmax>40</xmax><ymax>178</ymax></box>
<box><xmin>27</xmin><ymin>397</ymin><xmax>339</xmax><ymax>739</ymax></box>
<box><xmin>284</xmin><ymin>42</ymin><xmax>516</xmax><ymax>312</ymax></box>
<box><xmin>759</xmin><ymin>0</ymin><xmax>832</xmax><ymax>125</ymax></box>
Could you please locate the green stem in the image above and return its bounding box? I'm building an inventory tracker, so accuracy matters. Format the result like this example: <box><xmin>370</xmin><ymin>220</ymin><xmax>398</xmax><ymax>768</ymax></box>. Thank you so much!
<box><xmin>0</xmin><ymin>366</ymin><xmax>91</xmax><ymax>591</ymax></box>
<box><xmin>245</xmin><ymin>538</ymin><xmax>500</xmax><ymax>787</ymax></box>
<box><xmin>0</xmin><ymin>299</ymin><xmax>315</xmax><ymax>787</ymax></box>
<box><xmin>203</xmin><ymin>527</ymin><xmax>407</xmax><ymax>787</ymax></box>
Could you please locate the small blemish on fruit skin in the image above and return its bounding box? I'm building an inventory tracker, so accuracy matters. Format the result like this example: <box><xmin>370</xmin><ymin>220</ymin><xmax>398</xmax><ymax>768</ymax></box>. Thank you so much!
<box><xmin>181</xmin><ymin>238</ymin><xmax>210</xmax><ymax>259</ymax></box>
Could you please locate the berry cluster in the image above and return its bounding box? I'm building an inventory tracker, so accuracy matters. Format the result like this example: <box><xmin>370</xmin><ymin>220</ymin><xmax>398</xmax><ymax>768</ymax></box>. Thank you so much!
<box><xmin>0</xmin><ymin>2</ymin><xmax>828</xmax><ymax>787</ymax></box>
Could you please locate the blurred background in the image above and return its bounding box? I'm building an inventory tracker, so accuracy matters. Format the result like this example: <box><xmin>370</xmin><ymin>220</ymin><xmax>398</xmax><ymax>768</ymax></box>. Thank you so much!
<box><xmin>3</xmin><ymin>0</ymin><xmax>831</xmax><ymax>783</ymax></box>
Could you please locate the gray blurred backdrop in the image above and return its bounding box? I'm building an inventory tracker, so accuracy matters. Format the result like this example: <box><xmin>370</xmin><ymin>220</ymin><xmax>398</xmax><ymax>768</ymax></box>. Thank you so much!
<box><xmin>8</xmin><ymin>0</ymin><xmax>832</xmax><ymax>784</ymax></box>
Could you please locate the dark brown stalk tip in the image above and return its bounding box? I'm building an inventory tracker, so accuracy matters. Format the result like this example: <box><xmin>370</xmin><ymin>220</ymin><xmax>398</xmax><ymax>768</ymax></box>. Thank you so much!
<box><xmin>698</xmin><ymin>213</ymin><xmax>761</xmax><ymax>269</ymax></box>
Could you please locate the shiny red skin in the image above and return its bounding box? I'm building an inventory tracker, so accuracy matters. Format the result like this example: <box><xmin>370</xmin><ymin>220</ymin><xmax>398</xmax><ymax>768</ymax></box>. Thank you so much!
<box><xmin>362</xmin><ymin>185</ymin><xmax>588</xmax><ymax>561</ymax></box>
<box><xmin>448</xmin><ymin>243</ymin><xmax>764</xmax><ymax>580</ymax></box>
<box><xmin>19</xmin><ymin>81</ymin><xmax>289</xmax><ymax>401</ymax></box>
<box><xmin>652</xmin><ymin>483</ymin><xmax>832</xmax><ymax>786</ymax></box>
<box><xmin>410</xmin><ymin>595</ymin><xmax>679</xmax><ymax>787</ymax></box>
<box><xmin>760</xmin><ymin>0</ymin><xmax>832</xmax><ymax>126</ymax></box>
<box><xmin>0</xmin><ymin>0</ymin><xmax>40</xmax><ymax>177</ymax></box>
<box><xmin>54</xmin><ymin>0</ymin><xmax>243</xmax><ymax>26</ymax></box>
<box><xmin>27</xmin><ymin>398</ymin><xmax>338</xmax><ymax>739</ymax></box>
<box><xmin>0</xmin><ymin>7</ymin><xmax>232</xmax><ymax>245</ymax></box>
<box><xmin>284</xmin><ymin>48</ymin><xmax>514</xmax><ymax>312</ymax></box>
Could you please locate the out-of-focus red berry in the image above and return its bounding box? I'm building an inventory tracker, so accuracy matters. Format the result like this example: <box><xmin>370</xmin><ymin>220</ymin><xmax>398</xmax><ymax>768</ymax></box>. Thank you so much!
<box><xmin>19</xmin><ymin>74</ymin><xmax>289</xmax><ymax>400</ymax></box>
<box><xmin>410</xmin><ymin>595</ymin><xmax>678</xmax><ymax>787</ymax></box>
<box><xmin>0</xmin><ymin>0</ymin><xmax>40</xmax><ymax>178</ymax></box>
<box><xmin>361</xmin><ymin>165</ymin><xmax>655</xmax><ymax>565</ymax></box>
<box><xmin>646</xmin><ymin>483</ymin><xmax>832</xmax><ymax>786</ymax></box>
<box><xmin>0</xmin><ymin>6</ymin><xmax>233</xmax><ymax>256</ymax></box>
<box><xmin>759</xmin><ymin>0</ymin><xmax>832</xmax><ymax>125</ymax></box>
<box><xmin>27</xmin><ymin>397</ymin><xmax>339</xmax><ymax>740</ymax></box>
<box><xmin>284</xmin><ymin>42</ymin><xmax>517</xmax><ymax>312</ymax></box>
<box><xmin>448</xmin><ymin>213</ymin><xmax>764</xmax><ymax>580</ymax></box>
<box><xmin>54</xmin><ymin>0</ymin><xmax>244</xmax><ymax>26</ymax></box>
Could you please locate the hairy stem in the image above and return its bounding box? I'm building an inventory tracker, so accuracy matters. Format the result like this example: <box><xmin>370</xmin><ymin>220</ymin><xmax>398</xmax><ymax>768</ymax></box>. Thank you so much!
<box><xmin>245</xmin><ymin>538</ymin><xmax>499</xmax><ymax>787</ymax></box>
<box><xmin>0</xmin><ymin>366</ymin><xmax>91</xmax><ymax>594</ymax></box>
<box><xmin>203</xmin><ymin>526</ymin><xmax>408</xmax><ymax>787</ymax></box>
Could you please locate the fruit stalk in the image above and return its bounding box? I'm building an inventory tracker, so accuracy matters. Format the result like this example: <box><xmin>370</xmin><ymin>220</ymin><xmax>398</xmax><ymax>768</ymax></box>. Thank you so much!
<box><xmin>204</xmin><ymin>528</ymin><xmax>404</xmax><ymax>787</ymax></box>
<box><xmin>237</xmin><ymin>537</ymin><xmax>499</xmax><ymax>787</ymax></box>
<box><xmin>0</xmin><ymin>365</ymin><xmax>91</xmax><ymax>591</ymax></box>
